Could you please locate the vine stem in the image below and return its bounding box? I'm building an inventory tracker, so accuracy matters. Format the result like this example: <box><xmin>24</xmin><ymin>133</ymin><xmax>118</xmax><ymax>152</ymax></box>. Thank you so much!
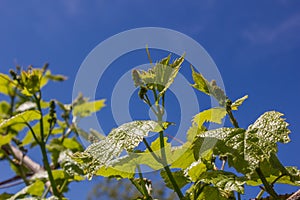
<box><xmin>34</xmin><ymin>93</ymin><xmax>60</xmax><ymax>198</ymax></box>
<box><xmin>226</xmin><ymin>100</ymin><xmax>278</xmax><ymax>199</ymax></box>
<box><xmin>142</xmin><ymin>90</ymin><xmax>184</xmax><ymax>199</ymax></box>
<box><xmin>156</xmin><ymin>94</ymin><xmax>184</xmax><ymax>199</ymax></box>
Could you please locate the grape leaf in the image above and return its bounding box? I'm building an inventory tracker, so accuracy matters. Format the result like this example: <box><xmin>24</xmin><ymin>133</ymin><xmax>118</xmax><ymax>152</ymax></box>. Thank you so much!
<box><xmin>191</xmin><ymin>66</ymin><xmax>226</xmax><ymax>106</ymax></box>
<box><xmin>70</xmin><ymin>120</ymin><xmax>171</xmax><ymax>179</ymax></box>
<box><xmin>193</xmin><ymin>111</ymin><xmax>291</xmax><ymax>174</ymax></box>
<box><xmin>132</xmin><ymin>54</ymin><xmax>184</xmax><ymax>97</ymax></box>
<box><xmin>198</xmin><ymin>171</ymin><xmax>245</xmax><ymax>193</ymax></box>
<box><xmin>193</xmin><ymin>107</ymin><xmax>227</xmax><ymax>127</ymax></box>
<box><xmin>0</xmin><ymin>110</ymin><xmax>40</xmax><ymax>129</ymax></box>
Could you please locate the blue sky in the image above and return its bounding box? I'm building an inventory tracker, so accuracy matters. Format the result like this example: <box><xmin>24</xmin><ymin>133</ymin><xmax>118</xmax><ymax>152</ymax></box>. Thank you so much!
<box><xmin>1</xmin><ymin>1</ymin><xmax>300</xmax><ymax>199</ymax></box>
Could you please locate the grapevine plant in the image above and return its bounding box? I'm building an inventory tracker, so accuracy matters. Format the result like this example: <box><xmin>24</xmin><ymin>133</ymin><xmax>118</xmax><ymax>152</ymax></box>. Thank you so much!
<box><xmin>0</xmin><ymin>52</ymin><xmax>299</xmax><ymax>200</ymax></box>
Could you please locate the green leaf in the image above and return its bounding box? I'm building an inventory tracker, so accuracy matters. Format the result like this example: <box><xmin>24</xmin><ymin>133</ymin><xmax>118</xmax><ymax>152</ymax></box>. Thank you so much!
<box><xmin>193</xmin><ymin>107</ymin><xmax>227</xmax><ymax>127</ymax></box>
<box><xmin>70</xmin><ymin>120</ymin><xmax>171</xmax><ymax>179</ymax></box>
<box><xmin>132</xmin><ymin>54</ymin><xmax>185</xmax><ymax>96</ymax></box>
<box><xmin>16</xmin><ymin>102</ymin><xmax>36</xmax><ymax>112</ymax></box>
<box><xmin>231</xmin><ymin>95</ymin><xmax>248</xmax><ymax>110</ymax></box>
<box><xmin>73</xmin><ymin>99</ymin><xmax>105</xmax><ymax>118</ymax></box>
<box><xmin>52</xmin><ymin>169</ymin><xmax>84</xmax><ymax>182</ymax></box>
<box><xmin>26</xmin><ymin>180</ymin><xmax>44</xmax><ymax>196</ymax></box>
<box><xmin>159</xmin><ymin>55</ymin><xmax>185</xmax><ymax>96</ymax></box>
<box><xmin>199</xmin><ymin>171</ymin><xmax>245</xmax><ymax>193</ymax></box>
<box><xmin>161</xmin><ymin>170</ymin><xmax>190</xmax><ymax>190</ymax></box>
<box><xmin>8</xmin><ymin>180</ymin><xmax>44</xmax><ymax>200</ymax></box>
<box><xmin>171</xmin><ymin>145</ymin><xmax>196</xmax><ymax>169</ymax></box>
<box><xmin>0</xmin><ymin>193</ymin><xmax>13</xmax><ymax>200</ymax></box>
<box><xmin>195</xmin><ymin>185</ymin><xmax>232</xmax><ymax>200</ymax></box>
<box><xmin>62</xmin><ymin>137</ymin><xmax>83</xmax><ymax>152</ymax></box>
<box><xmin>193</xmin><ymin>111</ymin><xmax>291</xmax><ymax>174</ymax></box>
<box><xmin>20</xmin><ymin>68</ymin><xmax>44</xmax><ymax>96</ymax></box>
<box><xmin>184</xmin><ymin>160</ymin><xmax>207</xmax><ymax>182</ymax></box>
<box><xmin>186</xmin><ymin>124</ymin><xmax>206</xmax><ymax>143</ymax></box>
<box><xmin>0</xmin><ymin>101</ymin><xmax>10</xmax><ymax>119</ymax></box>
<box><xmin>185</xmin><ymin>181</ymin><xmax>233</xmax><ymax>200</ymax></box>
<box><xmin>0</xmin><ymin>134</ymin><xmax>14</xmax><ymax>146</ymax></box>
<box><xmin>191</xmin><ymin>66</ymin><xmax>226</xmax><ymax>106</ymax></box>
<box><xmin>96</xmin><ymin>155</ymin><xmax>136</xmax><ymax>179</ymax></box>
<box><xmin>0</xmin><ymin>110</ymin><xmax>40</xmax><ymax>129</ymax></box>
<box><xmin>0</xmin><ymin>73</ymin><xmax>17</xmax><ymax>96</ymax></box>
<box><xmin>246</xmin><ymin>154</ymin><xmax>300</xmax><ymax>186</ymax></box>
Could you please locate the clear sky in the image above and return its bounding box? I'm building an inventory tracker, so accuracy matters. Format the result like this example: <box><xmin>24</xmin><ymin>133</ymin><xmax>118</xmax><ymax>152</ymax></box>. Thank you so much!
<box><xmin>0</xmin><ymin>1</ymin><xmax>300</xmax><ymax>199</ymax></box>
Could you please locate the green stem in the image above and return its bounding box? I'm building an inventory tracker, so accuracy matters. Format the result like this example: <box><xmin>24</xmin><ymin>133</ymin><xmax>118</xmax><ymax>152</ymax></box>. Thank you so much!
<box><xmin>255</xmin><ymin>167</ymin><xmax>278</xmax><ymax>198</ymax></box>
<box><xmin>237</xmin><ymin>192</ymin><xmax>241</xmax><ymax>200</ymax></box>
<box><xmin>159</xmin><ymin>131</ymin><xmax>184</xmax><ymax>199</ymax></box>
<box><xmin>25</xmin><ymin>122</ymin><xmax>39</xmax><ymax>144</ymax></box>
<box><xmin>156</xmin><ymin>96</ymin><xmax>183</xmax><ymax>199</ymax></box>
<box><xmin>34</xmin><ymin>93</ymin><xmax>60</xmax><ymax>198</ymax></box>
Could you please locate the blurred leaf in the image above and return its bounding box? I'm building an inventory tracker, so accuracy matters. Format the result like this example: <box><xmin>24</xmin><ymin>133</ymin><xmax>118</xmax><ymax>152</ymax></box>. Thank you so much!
<box><xmin>0</xmin><ymin>193</ymin><xmax>13</xmax><ymax>200</ymax></box>
<box><xmin>0</xmin><ymin>101</ymin><xmax>10</xmax><ymax>119</ymax></box>
<box><xmin>44</xmin><ymin>70</ymin><xmax>67</xmax><ymax>82</ymax></box>
<box><xmin>16</xmin><ymin>102</ymin><xmax>36</xmax><ymax>112</ymax></box>
<box><xmin>231</xmin><ymin>95</ymin><xmax>248</xmax><ymax>110</ymax></box>
<box><xmin>8</xmin><ymin>180</ymin><xmax>44</xmax><ymax>199</ymax></box>
<box><xmin>62</xmin><ymin>137</ymin><xmax>83</xmax><ymax>152</ymax></box>
<box><xmin>0</xmin><ymin>134</ymin><xmax>14</xmax><ymax>146</ymax></box>
<box><xmin>0</xmin><ymin>73</ymin><xmax>17</xmax><ymax>96</ymax></box>
<box><xmin>73</xmin><ymin>99</ymin><xmax>105</xmax><ymax>118</ymax></box>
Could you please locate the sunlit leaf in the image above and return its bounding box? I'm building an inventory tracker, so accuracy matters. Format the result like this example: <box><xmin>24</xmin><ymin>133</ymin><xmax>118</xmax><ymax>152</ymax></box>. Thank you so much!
<box><xmin>0</xmin><ymin>73</ymin><xmax>17</xmax><ymax>96</ymax></box>
<box><xmin>0</xmin><ymin>134</ymin><xmax>14</xmax><ymax>146</ymax></box>
<box><xmin>193</xmin><ymin>107</ymin><xmax>227</xmax><ymax>127</ymax></box>
<box><xmin>8</xmin><ymin>180</ymin><xmax>44</xmax><ymax>200</ymax></box>
<box><xmin>16</xmin><ymin>101</ymin><xmax>36</xmax><ymax>112</ymax></box>
<box><xmin>73</xmin><ymin>99</ymin><xmax>105</xmax><ymax>118</ymax></box>
<box><xmin>193</xmin><ymin>111</ymin><xmax>291</xmax><ymax>174</ymax></box>
<box><xmin>0</xmin><ymin>110</ymin><xmax>40</xmax><ymax>129</ymax></box>
<box><xmin>132</xmin><ymin>54</ymin><xmax>185</xmax><ymax>97</ymax></box>
<box><xmin>191</xmin><ymin>66</ymin><xmax>226</xmax><ymax>106</ymax></box>
<box><xmin>231</xmin><ymin>95</ymin><xmax>248</xmax><ymax>110</ymax></box>
<box><xmin>199</xmin><ymin>171</ymin><xmax>245</xmax><ymax>193</ymax></box>
<box><xmin>0</xmin><ymin>101</ymin><xmax>10</xmax><ymax>119</ymax></box>
<box><xmin>69</xmin><ymin>120</ymin><xmax>171</xmax><ymax>179</ymax></box>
